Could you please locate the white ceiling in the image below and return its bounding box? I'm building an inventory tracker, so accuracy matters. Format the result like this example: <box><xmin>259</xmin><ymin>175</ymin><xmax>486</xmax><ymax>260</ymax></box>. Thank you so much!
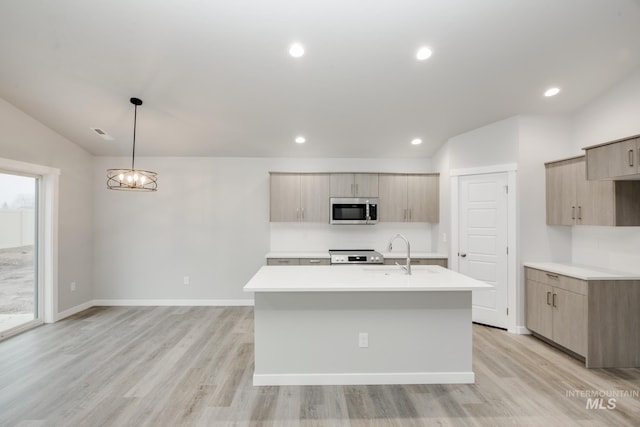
<box><xmin>1</xmin><ymin>0</ymin><xmax>640</xmax><ymax>159</ymax></box>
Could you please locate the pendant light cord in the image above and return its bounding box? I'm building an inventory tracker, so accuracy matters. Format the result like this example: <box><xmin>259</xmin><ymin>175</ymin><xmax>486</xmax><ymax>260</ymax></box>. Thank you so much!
<box><xmin>131</xmin><ymin>103</ymin><xmax>138</xmax><ymax>170</ymax></box>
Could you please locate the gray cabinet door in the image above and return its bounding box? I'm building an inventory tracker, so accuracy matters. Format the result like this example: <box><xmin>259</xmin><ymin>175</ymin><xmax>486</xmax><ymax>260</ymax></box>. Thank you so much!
<box><xmin>330</xmin><ymin>173</ymin><xmax>379</xmax><ymax>197</ymax></box>
<box><xmin>300</xmin><ymin>174</ymin><xmax>330</xmax><ymax>223</ymax></box>
<box><xmin>407</xmin><ymin>174</ymin><xmax>439</xmax><ymax>222</ymax></box>
<box><xmin>552</xmin><ymin>287</ymin><xmax>587</xmax><ymax>356</ymax></box>
<box><xmin>270</xmin><ymin>174</ymin><xmax>300</xmax><ymax>222</ymax></box>
<box><xmin>575</xmin><ymin>159</ymin><xmax>615</xmax><ymax>226</ymax></box>
<box><xmin>267</xmin><ymin>258</ymin><xmax>300</xmax><ymax>266</ymax></box>
<box><xmin>586</xmin><ymin>138</ymin><xmax>639</xmax><ymax>180</ymax></box>
<box><xmin>379</xmin><ymin>174</ymin><xmax>408</xmax><ymax>221</ymax></box>
<box><xmin>525</xmin><ymin>278</ymin><xmax>553</xmax><ymax>338</ymax></box>
<box><xmin>545</xmin><ymin>158</ymin><xmax>578</xmax><ymax>225</ymax></box>
<box><xmin>353</xmin><ymin>173</ymin><xmax>379</xmax><ymax>197</ymax></box>
<box><xmin>330</xmin><ymin>174</ymin><xmax>355</xmax><ymax>197</ymax></box>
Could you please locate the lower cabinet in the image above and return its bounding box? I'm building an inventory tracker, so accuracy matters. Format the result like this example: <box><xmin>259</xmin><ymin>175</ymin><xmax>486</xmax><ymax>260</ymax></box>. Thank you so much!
<box><xmin>266</xmin><ymin>258</ymin><xmax>329</xmax><ymax>266</ymax></box>
<box><xmin>525</xmin><ymin>267</ymin><xmax>640</xmax><ymax>368</ymax></box>
<box><xmin>525</xmin><ymin>269</ymin><xmax>586</xmax><ymax>356</ymax></box>
<box><xmin>384</xmin><ymin>258</ymin><xmax>448</xmax><ymax>268</ymax></box>
<box><xmin>268</xmin><ymin>257</ymin><xmax>447</xmax><ymax>267</ymax></box>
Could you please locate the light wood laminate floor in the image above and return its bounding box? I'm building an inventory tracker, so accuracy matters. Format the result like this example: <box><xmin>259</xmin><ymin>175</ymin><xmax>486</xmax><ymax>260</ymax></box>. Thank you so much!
<box><xmin>0</xmin><ymin>306</ymin><xmax>638</xmax><ymax>426</ymax></box>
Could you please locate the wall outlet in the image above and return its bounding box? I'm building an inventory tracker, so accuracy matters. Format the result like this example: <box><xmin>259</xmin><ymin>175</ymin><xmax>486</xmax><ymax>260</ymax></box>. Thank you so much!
<box><xmin>358</xmin><ymin>332</ymin><xmax>368</xmax><ymax>348</ymax></box>
<box><xmin>70</xmin><ymin>281</ymin><xmax>76</xmax><ymax>291</ymax></box>
<box><xmin>183</xmin><ymin>276</ymin><xmax>190</xmax><ymax>285</ymax></box>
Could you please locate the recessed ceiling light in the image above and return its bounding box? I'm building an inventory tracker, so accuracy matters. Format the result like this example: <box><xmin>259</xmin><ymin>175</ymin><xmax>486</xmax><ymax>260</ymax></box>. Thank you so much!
<box><xmin>544</xmin><ymin>87</ymin><xmax>560</xmax><ymax>97</ymax></box>
<box><xmin>295</xmin><ymin>136</ymin><xmax>306</xmax><ymax>144</ymax></box>
<box><xmin>411</xmin><ymin>138</ymin><xmax>423</xmax><ymax>145</ymax></box>
<box><xmin>289</xmin><ymin>43</ymin><xmax>305</xmax><ymax>58</ymax></box>
<box><xmin>416</xmin><ymin>47</ymin><xmax>432</xmax><ymax>61</ymax></box>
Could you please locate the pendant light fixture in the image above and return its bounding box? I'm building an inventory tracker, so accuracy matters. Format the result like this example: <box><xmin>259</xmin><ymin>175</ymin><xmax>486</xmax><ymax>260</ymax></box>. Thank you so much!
<box><xmin>106</xmin><ymin>97</ymin><xmax>158</xmax><ymax>191</ymax></box>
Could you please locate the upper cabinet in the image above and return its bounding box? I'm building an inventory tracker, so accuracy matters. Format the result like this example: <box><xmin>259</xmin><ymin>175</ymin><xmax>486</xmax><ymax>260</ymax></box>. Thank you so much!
<box><xmin>378</xmin><ymin>174</ymin><xmax>439</xmax><ymax>223</ymax></box>
<box><xmin>330</xmin><ymin>173</ymin><xmax>379</xmax><ymax>197</ymax></box>
<box><xmin>584</xmin><ymin>136</ymin><xmax>640</xmax><ymax>180</ymax></box>
<box><xmin>270</xmin><ymin>173</ymin><xmax>330</xmax><ymax>222</ymax></box>
<box><xmin>545</xmin><ymin>156</ymin><xmax>640</xmax><ymax>226</ymax></box>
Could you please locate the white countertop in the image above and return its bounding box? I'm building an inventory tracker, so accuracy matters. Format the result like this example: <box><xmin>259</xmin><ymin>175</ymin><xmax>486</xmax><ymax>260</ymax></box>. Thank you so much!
<box><xmin>265</xmin><ymin>251</ymin><xmax>447</xmax><ymax>259</ymax></box>
<box><xmin>244</xmin><ymin>265</ymin><xmax>492</xmax><ymax>292</ymax></box>
<box><xmin>524</xmin><ymin>262</ymin><xmax>640</xmax><ymax>281</ymax></box>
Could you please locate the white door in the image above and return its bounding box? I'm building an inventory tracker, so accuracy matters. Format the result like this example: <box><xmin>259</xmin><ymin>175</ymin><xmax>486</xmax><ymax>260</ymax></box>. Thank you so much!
<box><xmin>458</xmin><ymin>173</ymin><xmax>508</xmax><ymax>329</ymax></box>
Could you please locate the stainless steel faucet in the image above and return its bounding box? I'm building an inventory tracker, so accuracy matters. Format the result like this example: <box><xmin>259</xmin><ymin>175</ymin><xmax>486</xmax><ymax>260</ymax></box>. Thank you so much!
<box><xmin>387</xmin><ymin>233</ymin><xmax>411</xmax><ymax>275</ymax></box>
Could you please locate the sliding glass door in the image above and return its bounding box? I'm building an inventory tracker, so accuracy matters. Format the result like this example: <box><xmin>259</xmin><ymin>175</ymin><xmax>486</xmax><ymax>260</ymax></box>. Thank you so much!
<box><xmin>0</xmin><ymin>172</ymin><xmax>38</xmax><ymax>335</ymax></box>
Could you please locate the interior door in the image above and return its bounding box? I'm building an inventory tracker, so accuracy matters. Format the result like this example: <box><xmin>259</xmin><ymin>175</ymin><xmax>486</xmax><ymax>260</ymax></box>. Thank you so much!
<box><xmin>458</xmin><ymin>173</ymin><xmax>508</xmax><ymax>329</ymax></box>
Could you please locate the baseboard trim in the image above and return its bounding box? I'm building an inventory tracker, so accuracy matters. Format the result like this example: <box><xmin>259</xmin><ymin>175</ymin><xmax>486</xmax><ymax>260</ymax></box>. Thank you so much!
<box><xmin>0</xmin><ymin>319</ymin><xmax>44</xmax><ymax>341</ymax></box>
<box><xmin>92</xmin><ymin>299</ymin><xmax>255</xmax><ymax>307</ymax></box>
<box><xmin>514</xmin><ymin>326</ymin><xmax>531</xmax><ymax>335</ymax></box>
<box><xmin>253</xmin><ymin>371</ymin><xmax>475</xmax><ymax>386</ymax></box>
<box><xmin>54</xmin><ymin>299</ymin><xmax>255</xmax><ymax>322</ymax></box>
<box><xmin>55</xmin><ymin>300</ymin><xmax>95</xmax><ymax>322</ymax></box>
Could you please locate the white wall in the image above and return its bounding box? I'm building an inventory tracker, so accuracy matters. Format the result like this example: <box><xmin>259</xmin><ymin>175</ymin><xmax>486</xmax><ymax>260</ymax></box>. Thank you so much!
<box><xmin>270</xmin><ymin>223</ymin><xmax>432</xmax><ymax>253</ymax></box>
<box><xmin>517</xmin><ymin>115</ymin><xmax>573</xmax><ymax>265</ymax></box>
<box><xmin>433</xmin><ymin>116</ymin><xmax>521</xmax><ymax>257</ymax></box>
<box><xmin>572</xmin><ymin>69</ymin><xmax>640</xmax><ymax>150</ymax></box>
<box><xmin>448</xmin><ymin>117</ymin><xmax>520</xmax><ymax>171</ymax></box>
<box><xmin>570</xmin><ymin>68</ymin><xmax>640</xmax><ymax>273</ymax></box>
<box><xmin>93</xmin><ymin>156</ymin><xmax>432</xmax><ymax>302</ymax></box>
<box><xmin>433</xmin><ymin>114</ymin><xmax>576</xmax><ymax>329</ymax></box>
<box><xmin>0</xmin><ymin>98</ymin><xmax>94</xmax><ymax>313</ymax></box>
<box><xmin>517</xmin><ymin>115</ymin><xmax>573</xmax><ymax>326</ymax></box>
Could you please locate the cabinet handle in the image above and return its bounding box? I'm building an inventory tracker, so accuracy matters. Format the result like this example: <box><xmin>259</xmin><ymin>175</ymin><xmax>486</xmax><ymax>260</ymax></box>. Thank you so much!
<box><xmin>578</xmin><ymin>206</ymin><xmax>582</xmax><ymax>220</ymax></box>
<box><xmin>546</xmin><ymin>273</ymin><xmax>559</xmax><ymax>279</ymax></box>
<box><xmin>301</xmin><ymin>207</ymin><xmax>305</xmax><ymax>220</ymax></box>
<box><xmin>629</xmin><ymin>149</ymin><xmax>634</xmax><ymax>167</ymax></box>
<box><xmin>552</xmin><ymin>293</ymin><xmax>557</xmax><ymax>308</ymax></box>
<box><xmin>546</xmin><ymin>291</ymin><xmax>552</xmax><ymax>305</ymax></box>
<box><xmin>308</xmin><ymin>259</ymin><xmax>321</xmax><ymax>264</ymax></box>
<box><xmin>355</xmin><ymin>183</ymin><xmax>359</xmax><ymax>195</ymax></box>
<box><xmin>571</xmin><ymin>206</ymin><xmax>575</xmax><ymax>220</ymax></box>
<box><xmin>404</xmin><ymin>209</ymin><xmax>407</xmax><ymax>220</ymax></box>
<box><xmin>278</xmin><ymin>260</ymin><xmax>290</xmax><ymax>264</ymax></box>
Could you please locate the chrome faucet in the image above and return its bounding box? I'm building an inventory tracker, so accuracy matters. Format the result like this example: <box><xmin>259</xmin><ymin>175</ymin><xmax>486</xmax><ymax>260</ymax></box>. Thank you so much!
<box><xmin>387</xmin><ymin>233</ymin><xmax>411</xmax><ymax>275</ymax></box>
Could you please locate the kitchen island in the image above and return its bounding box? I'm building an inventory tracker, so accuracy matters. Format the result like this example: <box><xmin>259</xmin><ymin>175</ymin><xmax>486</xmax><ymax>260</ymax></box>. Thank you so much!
<box><xmin>244</xmin><ymin>265</ymin><xmax>492</xmax><ymax>386</ymax></box>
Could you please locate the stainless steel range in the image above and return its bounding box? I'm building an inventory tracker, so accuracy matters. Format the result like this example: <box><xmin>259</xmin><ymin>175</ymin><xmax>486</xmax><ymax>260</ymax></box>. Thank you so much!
<box><xmin>329</xmin><ymin>249</ymin><xmax>384</xmax><ymax>265</ymax></box>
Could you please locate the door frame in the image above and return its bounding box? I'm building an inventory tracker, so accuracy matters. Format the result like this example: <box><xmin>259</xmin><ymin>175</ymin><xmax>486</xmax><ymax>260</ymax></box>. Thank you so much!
<box><xmin>450</xmin><ymin>163</ymin><xmax>517</xmax><ymax>333</ymax></box>
<box><xmin>0</xmin><ymin>157</ymin><xmax>59</xmax><ymax>327</ymax></box>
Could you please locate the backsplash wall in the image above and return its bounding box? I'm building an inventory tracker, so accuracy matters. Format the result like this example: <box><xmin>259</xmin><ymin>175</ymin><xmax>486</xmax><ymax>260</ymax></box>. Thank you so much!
<box><xmin>572</xmin><ymin>226</ymin><xmax>640</xmax><ymax>274</ymax></box>
<box><xmin>270</xmin><ymin>222</ymin><xmax>434</xmax><ymax>253</ymax></box>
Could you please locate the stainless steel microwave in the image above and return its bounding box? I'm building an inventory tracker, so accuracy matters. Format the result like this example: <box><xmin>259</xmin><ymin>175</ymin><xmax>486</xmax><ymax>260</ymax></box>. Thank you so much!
<box><xmin>330</xmin><ymin>197</ymin><xmax>378</xmax><ymax>225</ymax></box>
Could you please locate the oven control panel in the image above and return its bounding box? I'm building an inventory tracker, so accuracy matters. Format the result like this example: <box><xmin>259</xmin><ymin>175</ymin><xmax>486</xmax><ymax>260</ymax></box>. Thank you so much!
<box><xmin>329</xmin><ymin>250</ymin><xmax>384</xmax><ymax>264</ymax></box>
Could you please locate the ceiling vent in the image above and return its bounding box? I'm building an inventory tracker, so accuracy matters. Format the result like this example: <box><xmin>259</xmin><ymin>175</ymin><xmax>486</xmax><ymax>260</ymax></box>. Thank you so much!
<box><xmin>90</xmin><ymin>127</ymin><xmax>114</xmax><ymax>141</ymax></box>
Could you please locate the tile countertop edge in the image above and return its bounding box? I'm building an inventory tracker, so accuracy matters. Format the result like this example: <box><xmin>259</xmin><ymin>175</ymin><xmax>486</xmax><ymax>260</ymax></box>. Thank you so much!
<box><xmin>523</xmin><ymin>262</ymin><xmax>640</xmax><ymax>281</ymax></box>
<box><xmin>265</xmin><ymin>252</ymin><xmax>448</xmax><ymax>259</ymax></box>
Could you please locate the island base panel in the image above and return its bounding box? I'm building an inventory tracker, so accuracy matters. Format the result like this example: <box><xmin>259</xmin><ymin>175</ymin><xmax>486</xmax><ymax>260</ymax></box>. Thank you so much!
<box><xmin>253</xmin><ymin>291</ymin><xmax>474</xmax><ymax>385</ymax></box>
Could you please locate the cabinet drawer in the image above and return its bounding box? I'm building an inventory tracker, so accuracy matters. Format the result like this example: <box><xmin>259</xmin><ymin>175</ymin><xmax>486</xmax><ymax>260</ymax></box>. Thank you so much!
<box><xmin>267</xmin><ymin>258</ymin><xmax>300</xmax><ymax>266</ymax></box>
<box><xmin>525</xmin><ymin>268</ymin><xmax>587</xmax><ymax>296</ymax></box>
<box><xmin>299</xmin><ymin>258</ymin><xmax>330</xmax><ymax>266</ymax></box>
<box><xmin>384</xmin><ymin>258</ymin><xmax>448</xmax><ymax>267</ymax></box>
